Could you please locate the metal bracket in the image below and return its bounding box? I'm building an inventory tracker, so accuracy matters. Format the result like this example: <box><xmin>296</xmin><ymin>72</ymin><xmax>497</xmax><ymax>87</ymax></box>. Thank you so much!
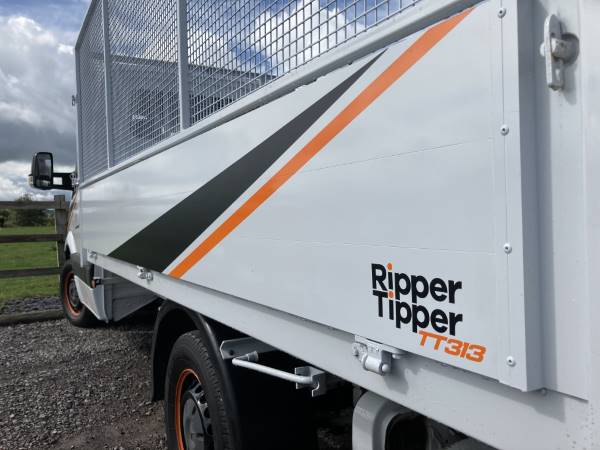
<box><xmin>220</xmin><ymin>337</ymin><xmax>327</xmax><ymax>397</ymax></box>
<box><xmin>70</xmin><ymin>172</ymin><xmax>80</xmax><ymax>188</ymax></box>
<box><xmin>219</xmin><ymin>337</ymin><xmax>276</xmax><ymax>359</ymax></box>
<box><xmin>540</xmin><ymin>14</ymin><xmax>578</xmax><ymax>90</ymax></box>
<box><xmin>136</xmin><ymin>266</ymin><xmax>153</xmax><ymax>281</ymax></box>
<box><xmin>294</xmin><ymin>366</ymin><xmax>328</xmax><ymax>397</ymax></box>
<box><xmin>91</xmin><ymin>276</ymin><xmax>120</xmax><ymax>287</ymax></box>
<box><xmin>352</xmin><ymin>336</ymin><xmax>404</xmax><ymax>376</ymax></box>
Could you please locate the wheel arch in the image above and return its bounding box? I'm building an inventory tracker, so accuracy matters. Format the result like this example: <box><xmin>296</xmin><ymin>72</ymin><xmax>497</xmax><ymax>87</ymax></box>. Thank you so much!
<box><xmin>64</xmin><ymin>231</ymin><xmax>78</xmax><ymax>261</ymax></box>
<box><xmin>150</xmin><ymin>301</ymin><xmax>244</xmax><ymax>403</ymax></box>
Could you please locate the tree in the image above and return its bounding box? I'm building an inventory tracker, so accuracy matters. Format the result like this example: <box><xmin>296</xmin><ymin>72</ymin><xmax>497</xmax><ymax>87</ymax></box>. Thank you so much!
<box><xmin>14</xmin><ymin>194</ymin><xmax>50</xmax><ymax>227</ymax></box>
<box><xmin>0</xmin><ymin>210</ymin><xmax>8</xmax><ymax>228</ymax></box>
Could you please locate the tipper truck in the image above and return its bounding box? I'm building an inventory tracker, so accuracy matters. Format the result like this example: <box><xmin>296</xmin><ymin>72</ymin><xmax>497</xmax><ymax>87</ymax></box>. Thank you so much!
<box><xmin>29</xmin><ymin>0</ymin><xmax>600</xmax><ymax>448</ymax></box>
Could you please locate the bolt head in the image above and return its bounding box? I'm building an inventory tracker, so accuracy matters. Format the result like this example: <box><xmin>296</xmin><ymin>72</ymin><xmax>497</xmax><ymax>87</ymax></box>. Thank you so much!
<box><xmin>506</xmin><ymin>356</ymin><xmax>516</xmax><ymax>367</ymax></box>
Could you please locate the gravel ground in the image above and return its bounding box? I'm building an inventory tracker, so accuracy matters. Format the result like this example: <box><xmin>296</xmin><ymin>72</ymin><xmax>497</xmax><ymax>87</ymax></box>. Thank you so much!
<box><xmin>0</xmin><ymin>313</ymin><xmax>352</xmax><ymax>450</ymax></box>
<box><xmin>0</xmin><ymin>296</ymin><xmax>61</xmax><ymax>315</ymax></box>
<box><xmin>0</xmin><ymin>315</ymin><xmax>164</xmax><ymax>450</ymax></box>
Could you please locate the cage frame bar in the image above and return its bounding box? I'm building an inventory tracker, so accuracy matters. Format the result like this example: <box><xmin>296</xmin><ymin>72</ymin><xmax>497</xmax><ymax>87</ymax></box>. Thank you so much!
<box><xmin>101</xmin><ymin>0</ymin><xmax>115</xmax><ymax>167</ymax></box>
<box><xmin>177</xmin><ymin>0</ymin><xmax>191</xmax><ymax>130</ymax></box>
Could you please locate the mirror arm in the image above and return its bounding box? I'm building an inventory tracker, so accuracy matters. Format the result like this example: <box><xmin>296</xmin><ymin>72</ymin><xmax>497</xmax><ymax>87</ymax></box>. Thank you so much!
<box><xmin>52</xmin><ymin>172</ymin><xmax>74</xmax><ymax>191</ymax></box>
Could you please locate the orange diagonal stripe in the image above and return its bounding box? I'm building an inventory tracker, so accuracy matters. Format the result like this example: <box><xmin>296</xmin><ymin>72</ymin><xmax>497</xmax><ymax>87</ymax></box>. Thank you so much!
<box><xmin>169</xmin><ymin>9</ymin><xmax>471</xmax><ymax>278</ymax></box>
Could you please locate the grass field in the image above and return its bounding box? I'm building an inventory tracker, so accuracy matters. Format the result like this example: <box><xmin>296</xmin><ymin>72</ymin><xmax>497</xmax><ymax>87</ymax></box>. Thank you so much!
<box><xmin>0</xmin><ymin>226</ymin><xmax>59</xmax><ymax>306</ymax></box>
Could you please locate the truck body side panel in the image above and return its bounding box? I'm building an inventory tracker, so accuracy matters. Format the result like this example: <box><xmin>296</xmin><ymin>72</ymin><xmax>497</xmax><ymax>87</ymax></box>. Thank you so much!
<box><xmin>74</xmin><ymin>0</ymin><xmax>599</xmax><ymax>446</ymax></box>
<box><xmin>82</xmin><ymin>2</ymin><xmax>548</xmax><ymax>391</ymax></box>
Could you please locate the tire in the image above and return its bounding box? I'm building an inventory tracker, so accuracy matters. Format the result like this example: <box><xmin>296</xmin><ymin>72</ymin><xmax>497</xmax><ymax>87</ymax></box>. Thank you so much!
<box><xmin>165</xmin><ymin>329</ymin><xmax>317</xmax><ymax>450</ymax></box>
<box><xmin>165</xmin><ymin>331</ymin><xmax>235</xmax><ymax>450</ymax></box>
<box><xmin>60</xmin><ymin>261</ymin><xmax>98</xmax><ymax>328</ymax></box>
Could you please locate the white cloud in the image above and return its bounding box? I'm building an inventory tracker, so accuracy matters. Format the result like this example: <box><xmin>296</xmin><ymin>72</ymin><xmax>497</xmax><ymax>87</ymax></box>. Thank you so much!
<box><xmin>0</xmin><ymin>15</ymin><xmax>76</xmax><ymax>201</ymax></box>
<box><xmin>0</xmin><ymin>15</ymin><xmax>77</xmax><ymax>166</ymax></box>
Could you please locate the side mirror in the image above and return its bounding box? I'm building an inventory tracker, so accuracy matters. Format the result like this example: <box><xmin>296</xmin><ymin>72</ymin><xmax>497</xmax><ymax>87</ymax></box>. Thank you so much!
<box><xmin>29</xmin><ymin>152</ymin><xmax>53</xmax><ymax>190</ymax></box>
<box><xmin>29</xmin><ymin>152</ymin><xmax>74</xmax><ymax>191</ymax></box>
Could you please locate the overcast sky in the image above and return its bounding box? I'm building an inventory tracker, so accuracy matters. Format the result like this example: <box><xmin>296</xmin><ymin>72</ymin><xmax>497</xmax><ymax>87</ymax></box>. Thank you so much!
<box><xmin>0</xmin><ymin>0</ymin><xmax>395</xmax><ymax>201</ymax></box>
<box><xmin>0</xmin><ymin>0</ymin><xmax>89</xmax><ymax>200</ymax></box>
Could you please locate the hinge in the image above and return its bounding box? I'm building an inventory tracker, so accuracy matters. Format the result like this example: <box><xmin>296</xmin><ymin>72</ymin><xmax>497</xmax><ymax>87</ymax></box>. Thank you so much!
<box><xmin>539</xmin><ymin>14</ymin><xmax>578</xmax><ymax>91</ymax></box>
<box><xmin>352</xmin><ymin>336</ymin><xmax>404</xmax><ymax>376</ymax></box>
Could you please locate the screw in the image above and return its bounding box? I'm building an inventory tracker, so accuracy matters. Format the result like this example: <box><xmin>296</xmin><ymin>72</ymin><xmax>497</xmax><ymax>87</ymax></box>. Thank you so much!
<box><xmin>506</xmin><ymin>356</ymin><xmax>516</xmax><ymax>367</ymax></box>
<box><xmin>501</xmin><ymin>124</ymin><xmax>510</xmax><ymax>135</ymax></box>
<box><xmin>504</xmin><ymin>243</ymin><xmax>512</xmax><ymax>254</ymax></box>
<box><xmin>498</xmin><ymin>7</ymin><xmax>507</xmax><ymax>18</ymax></box>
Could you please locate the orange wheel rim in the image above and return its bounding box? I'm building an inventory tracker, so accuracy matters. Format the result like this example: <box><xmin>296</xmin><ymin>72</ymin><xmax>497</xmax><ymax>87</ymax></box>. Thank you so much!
<box><xmin>175</xmin><ymin>368</ymin><xmax>202</xmax><ymax>450</ymax></box>
<box><xmin>63</xmin><ymin>272</ymin><xmax>82</xmax><ymax>316</ymax></box>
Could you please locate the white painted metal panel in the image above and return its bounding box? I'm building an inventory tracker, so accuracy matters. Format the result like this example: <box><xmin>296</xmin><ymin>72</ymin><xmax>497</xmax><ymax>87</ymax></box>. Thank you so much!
<box><xmin>82</xmin><ymin>1</ymin><xmax>546</xmax><ymax>390</ymax></box>
<box><xmin>177</xmin><ymin>1</ymin><xmax>540</xmax><ymax>389</ymax></box>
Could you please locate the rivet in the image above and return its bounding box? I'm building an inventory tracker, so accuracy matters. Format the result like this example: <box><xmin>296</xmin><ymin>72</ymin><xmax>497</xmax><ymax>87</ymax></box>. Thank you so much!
<box><xmin>501</xmin><ymin>124</ymin><xmax>510</xmax><ymax>135</ymax></box>
<box><xmin>498</xmin><ymin>7</ymin><xmax>507</xmax><ymax>18</ymax></box>
<box><xmin>506</xmin><ymin>356</ymin><xmax>516</xmax><ymax>367</ymax></box>
<box><xmin>504</xmin><ymin>243</ymin><xmax>512</xmax><ymax>254</ymax></box>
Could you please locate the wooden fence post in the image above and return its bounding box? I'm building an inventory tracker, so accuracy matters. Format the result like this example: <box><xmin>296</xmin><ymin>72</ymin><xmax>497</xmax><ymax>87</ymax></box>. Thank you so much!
<box><xmin>53</xmin><ymin>195</ymin><xmax>68</xmax><ymax>269</ymax></box>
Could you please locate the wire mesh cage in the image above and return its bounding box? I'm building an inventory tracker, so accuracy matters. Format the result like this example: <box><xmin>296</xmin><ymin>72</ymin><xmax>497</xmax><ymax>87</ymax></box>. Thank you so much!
<box><xmin>78</xmin><ymin>1</ymin><xmax>108</xmax><ymax>180</ymax></box>
<box><xmin>76</xmin><ymin>0</ymin><xmax>422</xmax><ymax>180</ymax></box>
<box><xmin>186</xmin><ymin>0</ymin><xmax>420</xmax><ymax>126</ymax></box>
<box><xmin>107</xmin><ymin>0</ymin><xmax>181</xmax><ymax>164</ymax></box>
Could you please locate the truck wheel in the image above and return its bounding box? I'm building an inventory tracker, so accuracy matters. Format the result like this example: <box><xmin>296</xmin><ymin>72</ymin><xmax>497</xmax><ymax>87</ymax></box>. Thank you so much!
<box><xmin>165</xmin><ymin>331</ymin><xmax>235</xmax><ymax>450</ymax></box>
<box><xmin>60</xmin><ymin>261</ymin><xmax>97</xmax><ymax>328</ymax></box>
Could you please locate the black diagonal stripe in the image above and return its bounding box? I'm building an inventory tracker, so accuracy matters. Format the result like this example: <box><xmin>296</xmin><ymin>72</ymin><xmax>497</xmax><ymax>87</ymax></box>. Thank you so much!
<box><xmin>109</xmin><ymin>54</ymin><xmax>381</xmax><ymax>272</ymax></box>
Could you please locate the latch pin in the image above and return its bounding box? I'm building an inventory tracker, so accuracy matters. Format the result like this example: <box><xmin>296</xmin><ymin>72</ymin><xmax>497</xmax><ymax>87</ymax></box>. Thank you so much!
<box><xmin>352</xmin><ymin>336</ymin><xmax>404</xmax><ymax>376</ymax></box>
<box><xmin>540</xmin><ymin>14</ymin><xmax>578</xmax><ymax>90</ymax></box>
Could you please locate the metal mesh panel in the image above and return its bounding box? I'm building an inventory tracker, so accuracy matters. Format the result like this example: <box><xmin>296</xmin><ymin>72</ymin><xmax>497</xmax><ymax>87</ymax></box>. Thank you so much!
<box><xmin>78</xmin><ymin>1</ymin><xmax>108</xmax><ymax>180</ymax></box>
<box><xmin>187</xmin><ymin>0</ymin><xmax>421</xmax><ymax>125</ymax></box>
<box><xmin>107</xmin><ymin>0</ymin><xmax>180</xmax><ymax>164</ymax></box>
<box><xmin>76</xmin><ymin>0</ymin><xmax>422</xmax><ymax>175</ymax></box>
